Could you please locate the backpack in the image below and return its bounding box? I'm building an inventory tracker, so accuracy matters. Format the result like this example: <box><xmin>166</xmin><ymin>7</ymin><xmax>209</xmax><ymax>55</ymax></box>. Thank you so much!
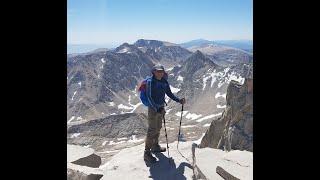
<box><xmin>137</xmin><ymin>72</ymin><xmax>168</xmax><ymax>107</ymax></box>
<box><xmin>137</xmin><ymin>76</ymin><xmax>151</xmax><ymax>106</ymax></box>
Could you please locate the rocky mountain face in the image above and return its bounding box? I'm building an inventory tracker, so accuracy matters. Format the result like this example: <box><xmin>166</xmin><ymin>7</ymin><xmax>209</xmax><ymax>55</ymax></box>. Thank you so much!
<box><xmin>67</xmin><ymin>43</ymin><xmax>155</xmax><ymax>123</ymax></box>
<box><xmin>162</xmin><ymin>50</ymin><xmax>248</xmax><ymax>126</ymax></box>
<box><xmin>199</xmin><ymin>78</ymin><xmax>253</xmax><ymax>151</ymax></box>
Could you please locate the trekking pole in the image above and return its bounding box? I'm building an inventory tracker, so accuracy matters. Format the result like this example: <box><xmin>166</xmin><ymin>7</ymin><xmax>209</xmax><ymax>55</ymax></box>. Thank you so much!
<box><xmin>162</xmin><ymin>113</ymin><xmax>170</xmax><ymax>164</ymax></box>
<box><xmin>177</xmin><ymin>104</ymin><xmax>184</xmax><ymax>149</ymax></box>
<box><xmin>176</xmin><ymin>103</ymin><xmax>191</xmax><ymax>162</ymax></box>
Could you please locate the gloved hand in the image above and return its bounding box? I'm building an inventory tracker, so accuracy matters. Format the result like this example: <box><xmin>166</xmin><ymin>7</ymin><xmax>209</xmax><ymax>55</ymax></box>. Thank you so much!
<box><xmin>157</xmin><ymin>107</ymin><xmax>166</xmax><ymax>114</ymax></box>
<box><xmin>179</xmin><ymin>98</ymin><xmax>186</xmax><ymax>105</ymax></box>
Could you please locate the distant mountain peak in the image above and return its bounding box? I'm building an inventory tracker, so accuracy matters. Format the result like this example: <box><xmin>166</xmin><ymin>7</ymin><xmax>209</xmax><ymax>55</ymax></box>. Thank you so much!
<box><xmin>193</xmin><ymin>50</ymin><xmax>207</xmax><ymax>59</ymax></box>
<box><xmin>134</xmin><ymin>39</ymin><xmax>163</xmax><ymax>47</ymax></box>
<box><xmin>134</xmin><ymin>39</ymin><xmax>178</xmax><ymax>48</ymax></box>
<box><xmin>179</xmin><ymin>39</ymin><xmax>215</xmax><ymax>48</ymax></box>
<box><xmin>182</xmin><ymin>50</ymin><xmax>217</xmax><ymax>72</ymax></box>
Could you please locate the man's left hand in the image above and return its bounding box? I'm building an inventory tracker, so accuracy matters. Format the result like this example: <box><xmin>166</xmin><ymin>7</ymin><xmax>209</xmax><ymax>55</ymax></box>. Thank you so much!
<box><xmin>179</xmin><ymin>98</ymin><xmax>186</xmax><ymax>105</ymax></box>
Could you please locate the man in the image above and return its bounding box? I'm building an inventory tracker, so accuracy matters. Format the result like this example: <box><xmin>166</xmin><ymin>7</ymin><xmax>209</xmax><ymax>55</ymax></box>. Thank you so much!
<box><xmin>144</xmin><ymin>64</ymin><xmax>186</xmax><ymax>163</ymax></box>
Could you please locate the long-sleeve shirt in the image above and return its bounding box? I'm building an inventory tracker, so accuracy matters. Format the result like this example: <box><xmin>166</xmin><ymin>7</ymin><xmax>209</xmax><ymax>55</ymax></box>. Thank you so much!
<box><xmin>146</xmin><ymin>75</ymin><xmax>180</xmax><ymax>111</ymax></box>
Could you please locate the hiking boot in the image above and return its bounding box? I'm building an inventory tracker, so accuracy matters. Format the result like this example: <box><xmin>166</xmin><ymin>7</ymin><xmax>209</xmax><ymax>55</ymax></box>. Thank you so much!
<box><xmin>144</xmin><ymin>150</ymin><xmax>156</xmax><ymax>163</ymax></box>
<box><xmin>151</xmin><ymin>144</ymin><xmax>166</xmax><ymax>153</ymax></box>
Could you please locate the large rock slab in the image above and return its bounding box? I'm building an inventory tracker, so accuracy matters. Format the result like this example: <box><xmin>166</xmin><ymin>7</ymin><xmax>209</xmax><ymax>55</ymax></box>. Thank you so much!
<box><xmin>67</xmin><ymin>144</ymin><xmax>103</xmax><ymax>180</ymax></box>
<box><xmin>99</xmin><ymin>140</ymin><xmax>252</xmax><ymax>180</ymax></box>
<box><xmin>101</xmin><ymin>141</ymin><xmax>195</xmax><ymax>180</ymax></box>
<box><xmin>193</xmin><ymin>146</ymin><xmax>252</xmax><ymax>180</ymax></box>
<box><xmin>68</xmin><ymin>144</ymin><xmax>101</xmax><ymax>168</ymax></box>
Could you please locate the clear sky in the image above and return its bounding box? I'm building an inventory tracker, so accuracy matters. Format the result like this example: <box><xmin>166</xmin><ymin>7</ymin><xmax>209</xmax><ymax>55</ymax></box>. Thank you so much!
<box><xmin>67</xmin><ymin>0</ymin><xmax>252</xmax><ymax>46</ymax></box>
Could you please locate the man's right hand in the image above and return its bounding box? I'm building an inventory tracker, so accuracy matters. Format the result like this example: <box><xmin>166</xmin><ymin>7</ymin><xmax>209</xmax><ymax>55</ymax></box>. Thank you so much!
<box><xmin>157</xmin><ymin>107</ymin><xmax>165</xmax><ymax>114</ymax></box>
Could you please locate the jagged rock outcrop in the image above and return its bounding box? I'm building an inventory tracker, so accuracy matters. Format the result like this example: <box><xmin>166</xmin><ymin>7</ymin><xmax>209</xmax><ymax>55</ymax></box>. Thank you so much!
<box><xmin>199</xmin><ymin>78</ymin><xmax>253</xmax><ymax>151</ymax></box>
<box><xmin>67</xmin><ymin>168</ymin><xmax>103</xmax><ymax>180</ymax></box>
<box><xmin>67</xmin><ymin>144</ymin><xmax>103</xmax><ymax>180</ymax></box>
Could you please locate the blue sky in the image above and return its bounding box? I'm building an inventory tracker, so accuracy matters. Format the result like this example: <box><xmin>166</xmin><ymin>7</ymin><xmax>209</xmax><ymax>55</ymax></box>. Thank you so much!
<box><xmin>67</xmin><ymin>0</ymin><xmax>252</xmax><ymax>46</ymax></box>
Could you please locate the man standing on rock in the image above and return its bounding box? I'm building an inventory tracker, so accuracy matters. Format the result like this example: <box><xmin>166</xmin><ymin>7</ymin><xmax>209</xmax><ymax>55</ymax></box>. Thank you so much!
<box><xmin>143</xmin><ymin>64</ymin><xmax>186</xmax><ymax>163</ymax></box>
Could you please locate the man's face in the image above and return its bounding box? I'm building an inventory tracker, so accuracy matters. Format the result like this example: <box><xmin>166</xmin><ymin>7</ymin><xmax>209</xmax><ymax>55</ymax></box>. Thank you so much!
<box><xmin>154</xmin><ymin>70</ymin><xmax>164</xmax><ymax>79</ymax></box>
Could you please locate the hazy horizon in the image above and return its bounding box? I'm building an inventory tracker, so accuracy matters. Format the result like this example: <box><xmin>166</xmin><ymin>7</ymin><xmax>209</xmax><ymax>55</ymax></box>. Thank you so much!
<box><xmin>68</xmin><ymin>0</ymin><xmax>253</xmax><ymax>45</ymax></box>
<box><xmin>67</xmin><ymin>38</ymin><xmax>253</xmax><ymax>54</ymax></box>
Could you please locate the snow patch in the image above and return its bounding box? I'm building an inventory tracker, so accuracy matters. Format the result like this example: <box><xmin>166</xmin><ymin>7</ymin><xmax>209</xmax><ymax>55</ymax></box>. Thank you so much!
<box><xmin>102</xmin><ymin>141</ymin><xmax>108</xmax><ymax>146</ymax></box>
<box><xmin>128</xmin><ymin>135</ymin><xmax>144</xmax><ymax>143</ymax></box>
<box><xmin>118</xmin><ymin>104</ymin><xmax>133</xmax><ymax>110</ymax></box>
<box><xmin>78</xmin><ymin>81</ymin><xmax>81</xmax><ymax>87</ymax></box>
<box><xmin>71</xmin><ymin>91</ymin><xmax>77</xmax><ymax>100</ymax></box>
<box><xmin>108</xmin><ymin>140</ymin><xmax>126</xmax><ymax>145</ymax></box>
<box><xmin>181</xmin><ymin>125</ymin><xmax>196</xmax><ymax>128</ymax></box>
<box><xmin>128</xmin><ymin>95</ymin><xmax>132</xmax><ymax>105</ymax></box>
<box><xmin>177</xmin><ymin>75</ymin><xmax>184</xmax><ymax>81</ymax></box>
<box><xmin>67</xmin><ymin>116</ymin><xmax>75</xmax><ymax>124</ymax></box>
<box><xmin>215</xmin><ymin>92</ymin><xmax>226</xmax><ymax>99</ymax></box>
<box><xmin>76</xmin><ymin>116</ymin><xmax>83</xmax><ymax>120</ymax></box>
<box><xmin>196</xmin><ymin>112</ymin><xmax>223</xmax><ymax>122</ymax></box>
<box><xmin>170</xmin><ymin>85</ymin><xmax>180</xmax><ymax>93</ymax></box>
<box><xmin>203</xmin><ymin>123</ymin><xmax>211</xmax><ymax>127</ymax></box>
<box><xmin>117</xmin><ymin>47</ymin><xmax>129</xmax><ymax>53</ymax></box>
<box><xmin>110</xmin><ymin>113</ymin><xmax>117</xmax><ymax>115</ymax></box>
<box><xmin>224</xmin><ymin>67</ymin><xmax>231</xmax><ymax>73</ymax></box>
<box><xmin>185</xmin><ymin>113</ymin><xmax>202</xmax><ymax>120</ymax></box>
<box><xmin>70</xmin><ymin>133</ymin><xmax>81</xmax><ymax>138</ymax></box>
<box><xmin>101</xmin><ymin>58</ymin><xmax>105</xmax><ymax>63</ymax></box>
<box><xmin>217</xmin><ymin>104</ymin><xmax>227</xmax><ymax>109</ymax></box>
<box><xmin>228</xmin><ymin>72</ymin><xmax>245</xmax><ymax>84</ymax></box>
<box><xmin>175</xmin><ymin>111</ymin><xmax>189</xmax><ymax>117</ymax></box>
<box><xmin>117</xmin><ymin>137</ymin><xmax>128</xmax><ymax>141</ymax></box>
<box><xmin>218</xmin><ymin>81</ymin><xmax>225</xmax><ymax>88</ymax></box>
<box><xmin>128</xmin><ymin>102</ymin><xmax>142</xmax><ymax>113</ymax></box>
<box><xmin>108</xmin><ymin>102</ymin><xmax>115</xmax><ymax>106</ymax></box>
<box><xmin>166</xmin><ymin>67</ymin><xmax>174</xmax><ymax>71</ymax></box>
<box><xmin>202</xmin><ymin>76</ymin><xmax>211</xmax><ymax>90</ymax></box>
<box><xmin>202</xmin><ymin>70</ymin><xmax>221</xmax><ymax>90</ymax></box>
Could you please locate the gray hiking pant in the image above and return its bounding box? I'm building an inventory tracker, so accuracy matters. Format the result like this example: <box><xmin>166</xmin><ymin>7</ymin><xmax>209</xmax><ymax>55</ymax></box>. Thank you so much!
<box><xmin>145</xmin><ymin>107</ymin><xmax>165</xmax><ymax>150</ymax></box>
